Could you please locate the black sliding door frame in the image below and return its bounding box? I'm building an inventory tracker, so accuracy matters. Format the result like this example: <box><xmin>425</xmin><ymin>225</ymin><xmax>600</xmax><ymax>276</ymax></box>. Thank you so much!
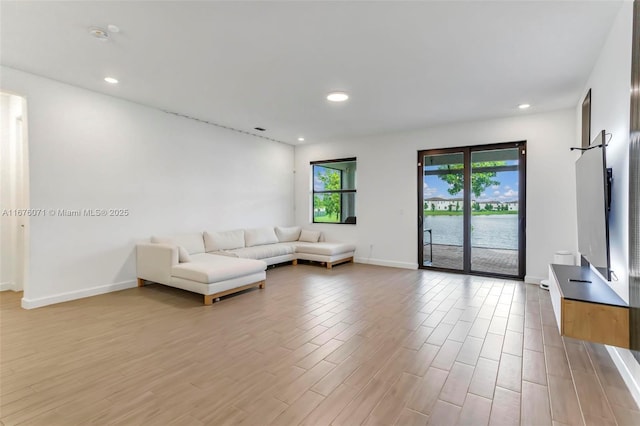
<box><xmin>418</xmin><ymin>141</ymin><xmax>527</xmax><ymax>279</ymax></box>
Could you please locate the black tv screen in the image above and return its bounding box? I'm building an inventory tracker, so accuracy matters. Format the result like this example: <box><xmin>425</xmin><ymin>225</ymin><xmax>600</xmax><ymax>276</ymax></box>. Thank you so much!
<box><xmin>575</xmin><ymin>130</ymin><xmax>611</xmax><ymax>280</ymax></box>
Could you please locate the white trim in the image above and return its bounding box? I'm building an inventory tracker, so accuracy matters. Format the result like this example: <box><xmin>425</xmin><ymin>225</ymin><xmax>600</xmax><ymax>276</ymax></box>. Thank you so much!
<box><xmin>21</xmin><ymin>280</ymin><xmax>137</xmax><ymax>309</ymax></box>
<box><xmin>606</xmin><ymin>345</ymin><xmax>640</xmax><ymax>409</ymax></box>
<box><xmin>525</xmin><ymin>275</ymin><xmax>544</xmax><ymax>284</ymax></box>
<box><xmin>0</xmin><ymin>281</ymin><xmax>15</xmax><ymax>292</ymax></box>
<box><xmin>354</xmin><ymin>257</ymin><xmax>418</xmax><ymax>270</ymax></box>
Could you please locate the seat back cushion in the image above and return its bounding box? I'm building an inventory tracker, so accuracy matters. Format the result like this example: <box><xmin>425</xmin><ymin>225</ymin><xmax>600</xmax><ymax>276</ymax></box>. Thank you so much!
<box><xmin>299</xmin><ymin>229</ymin><xmax>321</xmax><ymax>243</ymax></box>
<box><xmin>177</xmin><ymin>246</ymin><xmax>191</xmax><ymax>263</ymax></box>
<box><xmin>151</xmin><ymin>233</ymin><xmax>205</xmax><ymax>256</ymax></box>
<box><xmin>275</xmin><ymin>226</ymin><xmax>302</xmax><ymax>242</ymax></box>
<box><xmin>204</xmin><ymin>229</ymin><xmax>245</xmax><ymax>252</ymax></box>
<box><xmin>245</xmin><ymin>227</ymin><xmax>279</xmax><ymax>247</ymax></box>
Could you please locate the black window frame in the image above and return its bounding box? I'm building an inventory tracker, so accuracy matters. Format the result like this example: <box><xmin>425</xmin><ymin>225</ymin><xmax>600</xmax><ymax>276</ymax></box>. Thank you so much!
<box><xmin>311</xmin><ymin>157</ymin><xmax>357</xmax><ymax>225</ymax></box>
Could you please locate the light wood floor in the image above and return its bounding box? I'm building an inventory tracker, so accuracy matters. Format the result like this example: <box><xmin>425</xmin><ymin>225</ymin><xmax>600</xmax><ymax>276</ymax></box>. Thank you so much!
<box><xmin>1</xmin><ymin>263</ymin><xmax>638</xmax><ymax>425</ymax></box>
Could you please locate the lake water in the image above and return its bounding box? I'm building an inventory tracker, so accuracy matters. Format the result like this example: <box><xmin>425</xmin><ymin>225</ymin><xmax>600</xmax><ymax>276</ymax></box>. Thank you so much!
<box><xmin>424</xmin><ymin>215</ymin><xmax>518</xmax><ymax>250</ymax></box>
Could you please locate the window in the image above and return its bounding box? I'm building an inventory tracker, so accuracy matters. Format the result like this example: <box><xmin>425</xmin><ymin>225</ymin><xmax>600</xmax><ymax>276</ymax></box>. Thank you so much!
<box><xmin>311</xmin><ymin>158</ymin><xmax>356</xmax><ymax>224</ymax></box>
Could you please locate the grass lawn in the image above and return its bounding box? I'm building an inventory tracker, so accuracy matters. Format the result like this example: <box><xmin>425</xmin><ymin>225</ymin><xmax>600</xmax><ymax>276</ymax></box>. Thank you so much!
<box><xmin>424</xmin><ymin>210</ymin><xmax>518</xmax><ymax>216</ymax></box>
<box><xmin>314</xmin><ymin>213</ymin><xmax>341</xmax><ymax>223</ymax></box>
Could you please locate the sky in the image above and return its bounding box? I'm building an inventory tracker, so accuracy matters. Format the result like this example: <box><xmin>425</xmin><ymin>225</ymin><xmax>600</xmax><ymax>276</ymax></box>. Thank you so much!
<box><xmin>423</xmin><ymin>167</ymin><xmax>519</xmax><ymax>202</ymax></box>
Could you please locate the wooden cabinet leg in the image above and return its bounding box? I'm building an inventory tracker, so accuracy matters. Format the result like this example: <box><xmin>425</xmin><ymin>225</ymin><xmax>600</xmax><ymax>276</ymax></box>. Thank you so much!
<box><xmin>137</xmin><ymin>278</ymin><xmax>145</xmax><ymax>287</ymax></box>
<box><xmin>259</xmin><ymin>281</ymin><xmax>265</xmax><ymax>289</ymax></box>
<box><xmin>204</xmin><ymin>295</ymin><xmax>214</xmax><ymax>305</ymax></box>
<box><xmin>292</xmin><ymin>259</ymin><xmax>298</xmax><ymax>266</ymax></box>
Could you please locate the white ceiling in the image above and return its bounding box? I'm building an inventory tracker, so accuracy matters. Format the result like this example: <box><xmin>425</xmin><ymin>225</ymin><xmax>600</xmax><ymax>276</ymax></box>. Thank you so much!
<box><xmin>0</xmin><ymin>1</ymin><xmax>623</xmax><ymax>145</ymax></box>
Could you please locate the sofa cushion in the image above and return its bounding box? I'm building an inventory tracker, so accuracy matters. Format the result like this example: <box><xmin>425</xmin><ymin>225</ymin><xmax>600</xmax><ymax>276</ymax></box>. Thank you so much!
<box><xmin>171</xmin><ymin>254</ymin><xmax>266</xmax><ymax>284</ymax></box>
<box><xmin>151</xmin><ymin>233</ymin><xmax>205</xmax><ymax>256</ymax></box>
<box><xmin>178</xmin><ymin>246</ymin><xmax>191</xmax><ymax>263</ymax></box>
<box><xmin>208</xmin><ymin>250</ymin><xmax>240</xmax><ymax>258</ymax></box>
<box><xmin>204</xmin><ymin>229</ymin><xmax>245</xmax><ymax>252</ymax></box>
<box><xmin>275</xmin><ymin>226</ymin><xmax>302</xmax><ymax>242</ymax></box>
<box><xmin>229</xmin><ymin>243</ymin><xmax>295</xmax><ymax>260</ymax></box>
<box><xmin>299</xmin><ymin>229</ymin><xmax>321</xmax><ymax>243</ymax></box>
<box><xmin>245</xmin><ymin>227</ymin><xmax>279</xmax><ymax>247</ymax></box>
<box><xmin>295</xmin><ymin>242</ymin><xmax>356</xmax><ymax>256</ymax></box>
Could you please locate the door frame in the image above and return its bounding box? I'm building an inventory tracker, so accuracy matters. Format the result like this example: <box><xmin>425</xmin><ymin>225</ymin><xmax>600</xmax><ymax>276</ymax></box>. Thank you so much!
<box><xmin>418</xmin><ymin>141</ymin><xmax>527</xmax><ymax>279</ymax></box>
<box><xmin>0</xmin><ymin>92</ymin><xmax>29</xmax><ymax>294</ymax></box>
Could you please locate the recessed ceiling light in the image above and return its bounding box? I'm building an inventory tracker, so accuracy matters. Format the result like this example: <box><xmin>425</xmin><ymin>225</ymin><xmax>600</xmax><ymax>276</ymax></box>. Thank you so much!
<box><xmin>327</xmin><ymin>92</ymin><xmax>349</xmax><ymax>102</ymax></box>
<box><xmin>518</xmin><ymin>103</ymin><xmax>531</xmax><ymax>109</ymax></box>
<box><xmin>298</xmin><ymin>137</ymin><xmax>305</xmax><ymax>142</ymax></box>
<box><xmin>104</xmin><ymin>77</ymin><xmax>118</xmax><ymax>84</ymax></box>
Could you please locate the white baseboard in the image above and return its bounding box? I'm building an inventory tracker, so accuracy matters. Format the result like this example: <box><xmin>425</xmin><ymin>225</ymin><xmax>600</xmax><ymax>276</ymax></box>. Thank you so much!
<box><xmin>21</xmin><ymin>280</ymin><xmax>137</xmax><ymax>309</ymax></box>
<box><xmin>525</xmin><ymin>275</ymin><xmax>544</xmax><ymax>285</ymax></box>
<box><xmin>0</xmin><ymin>281</ymin><xmax>16</xmax><ymax>292</ymax></box>
<box><xmin>606</xmin><ymin>345</ymin><xmax>640</xmax><ymax>409</ymax></box>
<box><xmin>354</xmin><ymin>257</ymin><xmax>418</xmax><ymax>270</ymax></box>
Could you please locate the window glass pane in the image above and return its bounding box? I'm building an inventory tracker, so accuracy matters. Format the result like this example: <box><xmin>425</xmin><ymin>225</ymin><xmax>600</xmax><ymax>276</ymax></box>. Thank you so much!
<box><xmin>313</xmin><ymin>161</ymin><xmax>356</xmax><ymax>191</ymax></box>
<box><xmin>423</xmin><ymin>152</ymin><xmax>464</xmax><ymax>270</ymax></box>
<box><xmin>313</xmin><ymin>193</ymin><xmax>356</xmax><ymax>223</ymax></box>
<box><xmin>313</xmin><ymin>166</ymin><xmax>341</xmax><ymax>191</ymax></box>
<box><xmin>470</xmin><ymin>148</ymin><xmax>520</xmax><ymax>276</ymax></box>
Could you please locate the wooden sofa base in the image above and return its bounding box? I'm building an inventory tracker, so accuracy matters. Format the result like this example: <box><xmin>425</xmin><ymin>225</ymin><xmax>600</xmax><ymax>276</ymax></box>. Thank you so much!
<box><xmin>203</xmin><ymin>280</ymin><xmax>265</xmax><ymax>305</ymax></box>
<box><xmin>137</xmin><ymin>278</ymin><xmax>265</xmax><ymax>305</ymax></box>
<box><xmin>326</xmin><ymin>256</ymin><xmax>354</xmax><ymax>269</ymax></box>
<box><xmin>291</xmin><ymin>256</ymin><xmax>353</xmax><ymax>269</ymax></box>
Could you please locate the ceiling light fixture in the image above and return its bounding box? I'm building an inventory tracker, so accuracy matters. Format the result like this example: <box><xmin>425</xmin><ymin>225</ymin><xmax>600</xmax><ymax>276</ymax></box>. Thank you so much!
<box><xmin>327</xmin><ymin>92</ymin><xmax>349</xmax><ymax>102</ymax></box>
<box><xmin>518</xmin><ymin>103</ymin><xmax>531</xmax><ymax>109</ymax></box>
<box><xmin>104</xmin><ymin>77</ymin><xmax>118</xmax><ymax>84</ymax></box>
<box><xmin>89</xmin><ymin>27</ymin><xmax>109</xmax><ymax>41</ymax></box>
<box><xmin>298</xmin><ymin>137</ymin><xmax>305</xmax><ymax>142</ymax></box>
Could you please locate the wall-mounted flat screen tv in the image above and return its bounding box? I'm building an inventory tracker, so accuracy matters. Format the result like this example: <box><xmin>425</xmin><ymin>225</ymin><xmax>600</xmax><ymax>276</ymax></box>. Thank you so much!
<box><xmin>575</xmin><ymin>130</ymin><xmax>612</xmax><ymax>280</ymax></box>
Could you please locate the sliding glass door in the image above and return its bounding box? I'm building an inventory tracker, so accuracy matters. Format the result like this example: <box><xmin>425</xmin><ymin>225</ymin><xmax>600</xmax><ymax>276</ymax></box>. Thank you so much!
<box><xmin>418</xmin><ymin>142</ymin><xmax>526</xmax><ymax>279</ymax></box>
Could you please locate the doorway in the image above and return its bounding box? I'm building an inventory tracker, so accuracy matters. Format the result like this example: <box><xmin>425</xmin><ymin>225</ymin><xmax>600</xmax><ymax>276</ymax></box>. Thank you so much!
<box><xmin>1</xmin><ymin>92</ymin><xmax>29</xmax><ymax>293</ymax></box>
<box><xmin>418</xmin><ymin>141</ymin><xmax>526</xmax><ymax>279</ymax></box>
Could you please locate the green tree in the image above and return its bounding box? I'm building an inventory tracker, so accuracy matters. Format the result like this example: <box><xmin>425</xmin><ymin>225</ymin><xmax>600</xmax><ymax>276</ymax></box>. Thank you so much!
<box><xmin>431</xmin><ymin>203</ymin><xmax>436</xmax><ymax>212</ymax></box>
<box><xmin>438</xmin><ymin>162</ymin><xmax>504</xmax><ymax>197</ymax></box>
<box><xmin>316</xmin><ymin>169</ymin><xmax>341</xmax><ymax>220</ymax></box>
<box><xmin>485</xmin><ymin>203</ymin><xmax>493</xmax><ymax>211</ymax></box>
<box><xmin>473</xmin><ymin>202</ymin><xmax>481</xmax><ymax>211</ymax></box>
<box><xmin>455</xmin><ymin>201</ymin><xmax>460</xmax><ymax>211</ymax></box>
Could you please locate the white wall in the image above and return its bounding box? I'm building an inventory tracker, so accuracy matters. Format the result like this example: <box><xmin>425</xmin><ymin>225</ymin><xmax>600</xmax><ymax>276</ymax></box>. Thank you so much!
<box><xmin>295</xmin><ymin>108</ymin><xmax>577</xmax><ymax>281</ymax></box>
<box><xmin>577</xmin><ymin>2</ymin><xmax>633</xmax><ymax>303</ymax></box>
<box><xmin>0</xmin><ymin>66</ymin><xmax>294</xmax><ymax>308</ymax></box>
<box><xmin>576</xmin><ymin>1</ymin><xmax>639</xmax><ymax>407</ymax></box>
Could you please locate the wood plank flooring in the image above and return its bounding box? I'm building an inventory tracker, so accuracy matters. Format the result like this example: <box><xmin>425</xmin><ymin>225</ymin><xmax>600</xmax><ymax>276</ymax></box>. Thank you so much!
<box><xmin>1</xmin><ymin>263</ymin><xmax>638</xmax><ymax>425</ymax></box>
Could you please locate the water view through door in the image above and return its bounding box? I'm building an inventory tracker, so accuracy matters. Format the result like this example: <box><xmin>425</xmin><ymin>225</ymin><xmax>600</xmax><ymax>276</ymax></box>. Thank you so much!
<box><xmin>418</xmin><ymin>142</ymin><xmax>526</xmax><ymax>278</ymax></box>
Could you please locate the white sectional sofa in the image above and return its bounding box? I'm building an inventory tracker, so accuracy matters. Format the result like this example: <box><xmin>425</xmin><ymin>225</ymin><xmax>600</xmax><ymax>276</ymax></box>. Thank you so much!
<box><xmin>136</xmin><ymin>226</ymin><xmax>355</xmax><ymax>305</ymax></box>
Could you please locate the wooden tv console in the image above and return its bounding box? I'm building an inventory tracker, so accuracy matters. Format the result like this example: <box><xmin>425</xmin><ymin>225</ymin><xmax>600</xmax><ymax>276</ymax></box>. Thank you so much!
<box><xmin>548</xmin><ymin>264</ymin><xmax>629</xmax><ymax>348</ymax></box>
